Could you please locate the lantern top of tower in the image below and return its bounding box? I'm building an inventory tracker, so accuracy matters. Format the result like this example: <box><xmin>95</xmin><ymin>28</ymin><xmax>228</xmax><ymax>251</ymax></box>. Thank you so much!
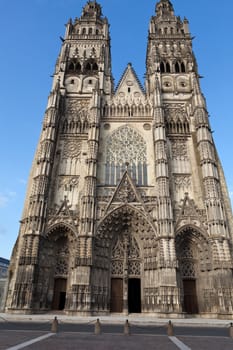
<box><xmin>81</xmin><ymin>1</ymin><xmax>102</xmax><ymax>19</ymax></box>
<box><xmin>155</xmin><ymin>0</ymin><xmax>174</xmax><ymax>18</ymax></box>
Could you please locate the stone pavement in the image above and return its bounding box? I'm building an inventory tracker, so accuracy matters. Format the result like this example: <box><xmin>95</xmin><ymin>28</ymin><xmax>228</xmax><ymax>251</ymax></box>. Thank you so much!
<box><xmin>0</xmin><ymin>312</ymin><xmax>232</xmax><ymax>326</ymax></box>
<box><xmin>1</xmin><ymin>313</ymin><xmax>233</xmax><ymax>350</ymax></box>
<box><xmin>1</xmin><ymin>330</ymin><xmax>233</xmax><ymax>350</ymax></box>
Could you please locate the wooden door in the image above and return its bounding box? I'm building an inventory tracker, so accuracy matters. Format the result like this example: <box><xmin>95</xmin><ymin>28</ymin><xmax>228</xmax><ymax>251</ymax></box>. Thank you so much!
<box><xmin>110</xmin><ymin>278</ymin><xmax>123</xmax><ymax>313</ymax></box>
<box><xmin>183</xmin><ymin>279</ymin><xmax>198</xmax><ymax>314</ymax></box>
<box><xmin>52</xmin><ymin>278</ymin><xmax>67</xmax><ymax>310</ymax></box>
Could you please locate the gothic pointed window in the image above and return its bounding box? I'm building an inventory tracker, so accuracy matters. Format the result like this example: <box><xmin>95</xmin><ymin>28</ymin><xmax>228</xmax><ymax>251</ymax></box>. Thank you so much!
<box><xmin>105</xmin><ymin>126</ymin><xmax>148</xmax><ymax>186</ymax></box>
<box><xmin>92</xmin><ymin>62</ymin><xmax>98</xmax><ymax>71</ymax></box>
<box><xmin>76</xmin><ymin>62</ymin><xmax>81</xmax><ymax>72</ymax></box>
<box><xmin>85</xmin><ymin>62</ymin><xmax>91</xmax><ymax>71</ymax></box>
<box><xmin>160</xmin><ymin>62</ymin><xmax>165</xmax><ymax>73</ymax></box>
<box><xmin>166</xmin><ymin>62</ymin><xmax>171</xmax><ymax>73</ymax></box>
<box><xmin>67</xmin><ymin>59</ymin><xmax>81</xmax><ymax>74</ymax></box>
<box><xmin>68</xmin><ymin>62</ymin><xmax>75</xmax><ymax>71</ymax></box>
<box><xmin>84</xmin><ymin>59</ymin><xmax>98</xmax><ymax>74</ymax></box>
<box><xmin>181</xmin><ymin>62</ymin><xmax>186</xmax><ymax>73</ymax></box>
<box><xmin>175</xmin><ymin>62</ymin><xmax>180</xmax><ymax>73</ymax></box>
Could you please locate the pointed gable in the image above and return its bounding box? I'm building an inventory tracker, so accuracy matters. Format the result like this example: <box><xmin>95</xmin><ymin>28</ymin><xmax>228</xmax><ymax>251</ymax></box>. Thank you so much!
<box><xmin>176</xmin><ymin>193</ymin><xmax>206</xmax><ymax>231</ymax></box>
<box><xmin>47</xmin><ymin>196</ymin><xmax>75</xmax><ymax>228</ymax></box>
<box><xmin>115</xmin><ymin>63</ymin><xmax>145</xmax><ymax>98</ymax></box>
<box><xmin>106</xmin><ymin>171</ymin><xmax>144</xmax><ymax>211</ymax></box>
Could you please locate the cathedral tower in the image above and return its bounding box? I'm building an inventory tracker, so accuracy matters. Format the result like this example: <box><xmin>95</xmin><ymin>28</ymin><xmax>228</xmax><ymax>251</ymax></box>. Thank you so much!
<box><xmin>6</xmin><ymin>0</ymin><xmax>233</xmax><ymax>317</ymax></box>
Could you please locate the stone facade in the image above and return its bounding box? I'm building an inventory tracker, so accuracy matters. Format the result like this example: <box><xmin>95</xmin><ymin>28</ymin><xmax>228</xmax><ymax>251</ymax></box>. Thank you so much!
<box><xmin>5</xmin><ymin>0</ymin><xmax>233</xmax><ymax>317</ymax></box>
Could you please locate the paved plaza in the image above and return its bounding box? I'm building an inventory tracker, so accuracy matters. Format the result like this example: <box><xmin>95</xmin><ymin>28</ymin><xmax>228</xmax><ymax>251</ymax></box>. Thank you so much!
<box><xmin>0</xmin><ymin>314</ymin><xmax>233</xmax><ymax>349</ymax></box>
<box><xmin>1</xmin><ymin>330</ymin><xmax>233</xmax><ymax>350</ymax></box>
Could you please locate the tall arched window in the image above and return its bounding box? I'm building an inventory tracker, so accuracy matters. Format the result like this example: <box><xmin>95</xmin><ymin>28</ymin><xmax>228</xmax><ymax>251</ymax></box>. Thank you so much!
<box><xmin>175</xmin><ymin>62</ymin><xmax>180</xmax><ymax>73</ymax></box>
<box><xmin>166</xmin><ymin>62</ymin><xmax>171</xmax><ymax>73</ymax></box>
<box><xmin>84</xmin><ymin>59</ymin><xmax>98</xmax><ymax>73</ymax></box>
<box><xmin>160</xmin><ymin>62</ymin><xmax>165</xmax><ymax>73</ymax></box>
<box><xmin>105</xmin><ymin>126</ymin><xmax>148</xmax><ymax>186</ymax></box>
<box><xmin>181</xmin><ymin>62</ymin><xmax>186</xmax><ymax>73</ymax></box>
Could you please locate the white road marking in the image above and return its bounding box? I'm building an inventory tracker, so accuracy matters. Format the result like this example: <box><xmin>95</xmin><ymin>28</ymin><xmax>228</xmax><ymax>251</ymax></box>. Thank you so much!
<box><xmin>169</xmin><ymin>336</ymin><xmax>192</xmax><ymax>350</ymax></box>
<box><xmin>5</xmin><ymin>333</ymin><xmax>55</xmax><ymax>350</ymax></box>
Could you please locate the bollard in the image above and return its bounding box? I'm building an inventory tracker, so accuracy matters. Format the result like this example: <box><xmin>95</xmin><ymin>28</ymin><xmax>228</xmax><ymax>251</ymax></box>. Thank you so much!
<box><xmin>51</xmin><ymin>316</ymin><xmax>58</xmax><ymax>333</ymax></box>
<box><xmin>124</xmin><ymin>319</ymin><xmax>130</xmax><ymax>335</ymax></box>
<box><xmin>95</xmin><ymin>318</ymin><xmax>101</xmax><ymax>335</ymax></box>
<box><xmin>167</xmin><ymin>320</ymin><xmax>174</xmax><ymax>336</ymax></box>
<box><xmin>229</xmin><ymin>322</ymin><xmax>233</xmax><ymax>338</ymax></box>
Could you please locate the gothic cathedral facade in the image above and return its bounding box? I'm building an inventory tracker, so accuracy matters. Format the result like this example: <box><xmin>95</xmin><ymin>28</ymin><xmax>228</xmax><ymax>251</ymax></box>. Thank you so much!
<box><xmin>5</xmin><ymin>0</ymin><xmax>233</xmax><ymax>317</ymax></box>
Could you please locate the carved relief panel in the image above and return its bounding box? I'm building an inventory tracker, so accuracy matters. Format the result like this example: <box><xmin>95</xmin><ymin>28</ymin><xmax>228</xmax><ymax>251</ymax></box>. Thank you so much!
<box><xmin>169</xmin><ymin>137</ymin><xmax>191</xmax><ymax>201</ymax></box>
<box><xmin>50</xmin><ymin>136</ymin><xmax>87</xmax><ymax>212</ymax></box>
<box><xmin>111</xmin><ymin>234</ymin><xmax>141</xmax><ymax>277</ymax></box>
<box><xmin>62</xmin><ymin>98</ymin><xmax>90</xmax><ymax>134</ymax></box>
<box><xmin>169</xmin><ymin>138</ymin><xmax>190</xmax><ymax>173</ymax></box>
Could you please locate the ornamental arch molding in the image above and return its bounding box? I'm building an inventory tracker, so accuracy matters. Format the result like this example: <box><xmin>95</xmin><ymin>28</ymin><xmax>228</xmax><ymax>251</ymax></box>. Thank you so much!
<box><xmin>96</xmin><ymin>204</ymin><xmax>157</xmax><ymax>242</ymax></box>
<box><xmin>175</xmin><ymin>225</ymin><xmax>212</xmax><ymax>278</ymax></box>
<box><xmin>94</xmin><ymin>204</ymin><xmax>158</xmax><ymax>272</ymax></box>
<box><xmin>37</xmin><ymin>223</ymin><xmax>78</xmax><ymax>310</ymax></box>
<box><xmin>44</xmin><ymin>222</ymin><xmax>78</xmax><ymax>239</ymax></box>
<box><xmin>175</xmin><ymin>225</ymin><xmax>213</xmax><ymax>314</ymax></box>
<box><xmin>40</xmin><ymin>223</ymin><xmax>77</xmax><ymax>276</ymax></box>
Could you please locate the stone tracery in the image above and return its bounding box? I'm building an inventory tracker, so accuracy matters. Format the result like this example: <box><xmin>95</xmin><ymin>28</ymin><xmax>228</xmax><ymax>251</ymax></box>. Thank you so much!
<box><xmin>105</xmin><ymin>126</ymin><xmax>148</xmax><ymax>185</ymax></box>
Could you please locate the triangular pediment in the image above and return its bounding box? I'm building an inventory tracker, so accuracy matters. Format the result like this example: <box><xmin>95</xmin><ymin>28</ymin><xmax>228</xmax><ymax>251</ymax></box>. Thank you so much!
<box><xmin>105</xmin><ymin>171</ymin><xmax>144</xmax><ymax>212</ymax></box>
<box><xmin>47</xmin><ymin>196</ymin><xmax>75</xmax><ymax>228</ymax></box>
<box><xmin>115</xmin><ymin>63</ymin><xmax>145</xmax><ymax>98</ymax></box>
<box><xmin>175</xmin><ymin>193</ymin><xmax>206</xmax><ymax>231</ymax></box>
<box><xmin>179</xmin><ymin>194</ymin><xmax>199</xmax><ymax>218</ymax></box>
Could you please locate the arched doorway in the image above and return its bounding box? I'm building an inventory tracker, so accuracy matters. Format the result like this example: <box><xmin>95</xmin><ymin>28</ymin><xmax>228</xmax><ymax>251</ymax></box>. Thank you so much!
<box><xmin>51</xmin><ymin>236</ymin><xmax>69</xmax><ymax>311</ymax></box>
<box><xmin>37</xmin><ymin>225</ymin><xmax>76</xmax><ymax>312</ymax></box>
<box><xmin>94</xmin><ymin>205</ymin><xmax>157</xmax><ymax>314</ymax></box>
<box><xmin>110</xmin><ymin>232</ymin><xmax>141</xmax><ymax>313</ymax></box>
<box><xmin>176</xmin><ymin>227</ymin><xmax>210</xmax><ymax>314</ymax></box>
<box><xmin>52</xmin><ymin>278</ymin><xmax>67</xmax><ymax>310</ymax></box>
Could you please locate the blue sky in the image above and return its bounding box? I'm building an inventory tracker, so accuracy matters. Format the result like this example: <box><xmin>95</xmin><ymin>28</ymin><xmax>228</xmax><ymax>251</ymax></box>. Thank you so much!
<box><xmin>0</xmin><ymin>0</ymin><xmax>232</xmax><ymax>259</ymax></box>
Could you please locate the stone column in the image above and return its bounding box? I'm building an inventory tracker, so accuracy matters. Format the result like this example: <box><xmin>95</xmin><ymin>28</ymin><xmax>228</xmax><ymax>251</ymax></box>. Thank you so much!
<box><xmin>152</xmin><ymin>75</ymin><xmax>180</xmax><ymax>313</ymax></box>
<box><xmin>74</xmin><ymin>91</ymin><xmax>100</xmax><ymax>313</ymax></box>
<box><xmin>9</xmin><ymin>82</ymin><xmax>61</xmax><ymax>312</ymax></box>
<box><xmin>192</xmin><ymin>74</ymin><xmax>233</xmax><ymax>313</ymax></box>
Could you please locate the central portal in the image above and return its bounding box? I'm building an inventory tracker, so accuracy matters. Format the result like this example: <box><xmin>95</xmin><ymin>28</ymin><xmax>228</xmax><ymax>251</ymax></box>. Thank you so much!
<box><xmin>183</xmin><ymin>279</ymin><xmax>198</xmax><ymax>314</ymax></box>
<box><xmin>107</xmin><ymin>211</ymin><xmax>143</xmax><ymax>314</ymax></box>
<box><xmin>52</xmin><ymin>278</ymin><xmax>67</xmax><ymax>310</ymax></box>
<box><xmin>110</xmin><ymin>278</ymin><xmax>123</xmax><ymax>312</ymax></box>
<box><xmin>110</xmin><ymin>278</ymin><xmax>141</xmax><ymax>313</ymax></box>
<box><xmin>128</xmin><ymin>278</ymin><xmax>141</xmax><ymax>313</ymax></box>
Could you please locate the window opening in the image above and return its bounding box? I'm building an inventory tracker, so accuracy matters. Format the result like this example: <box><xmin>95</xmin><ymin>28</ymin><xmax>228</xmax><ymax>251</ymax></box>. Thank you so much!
<box><xmin>166</xmin><ymin>62</ymin><xmax>171</xmax><ymax>73</ymax></box>
<box><xmin>175</xmin><ymin>62</ymin><xmax>180</xmax><ymax>73</ymax></box>
<box><xmin>105</xmin><ymin>126</ymin><xmax>148</xmax><ymax>186</ymax></box>
<box><xmin>160</xmin><ymin>62</ymin><xmax>165</xmax><ymax>73</ymax></box>
<box><xmin>181</xmin><ymin>62</ymin><xmax>186</xmax><ymax>73</ymax></box>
